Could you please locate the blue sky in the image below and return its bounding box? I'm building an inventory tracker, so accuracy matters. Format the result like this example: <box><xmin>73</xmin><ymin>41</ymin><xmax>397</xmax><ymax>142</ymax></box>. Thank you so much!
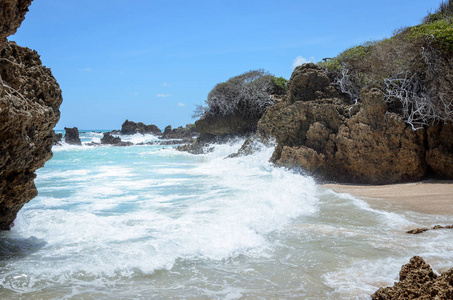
<box><xmin>10</xmin><ymin>0</ymin><xmax>445</xmax><ymax>130</ymax></box>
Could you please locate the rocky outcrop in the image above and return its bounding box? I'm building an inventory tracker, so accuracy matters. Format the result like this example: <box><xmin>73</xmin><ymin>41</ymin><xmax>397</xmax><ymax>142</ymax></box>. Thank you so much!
<box><xmin>0</xmin><ymin>15</ymin><xmax>63</xmax><ymax>229</ymax></box>
<box><xmin>161</xmin><ymin>124</ymin><xmax>197</xmax><ymax>140</ymax></box>
<box><xmin>0</xmin><ymin>0</ymin><xmax>32</xmax><ymax>48</ymax></box>
<box><xmin>255</xmin><ymin>63</ymin><xmax>453</xmax><ymax>184</ymax></box>
<box><xmin>64</xmin><ymin>127</ymin><xmax>81</xmax><ymax>145</ymax></box>
<box><xmin>372</xmin><ymin>256</ymin><xmax>453</xmax><ymax>299</ymax></box>
<box><xmin>179</xmin><ymin>115</ymin><xmax>259</xmax><ymax>154</ymax></box>
<box><xmin>120</xmin><ymin>120</ymin><xmax>161</xmax><ymax>135</ymax></box>
<box><xmin>100</xmin><ymin>132</ymin><xmax>132</xmax><ymax>146</ymax></box>
<box><xmin>52</xmin><ymin>130</ymin><xmax>62</xmax><ymax>145</ymax></box>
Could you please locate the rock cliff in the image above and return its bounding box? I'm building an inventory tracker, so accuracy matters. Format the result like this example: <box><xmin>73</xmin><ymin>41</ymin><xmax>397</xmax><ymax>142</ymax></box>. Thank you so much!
<box><xmin>0</xmin><ymin>1</ymin><xmax>62</xmax><ymax>230</ymax></box>
<box><xmin>0</xmin><ymin>0</ymin><xmax>32</xmax><ymax>48</ymax></box>
<box><xmin>255</xmin><ymin>63</ymin><xmax>453</xmax><ymax>184</ymax></box>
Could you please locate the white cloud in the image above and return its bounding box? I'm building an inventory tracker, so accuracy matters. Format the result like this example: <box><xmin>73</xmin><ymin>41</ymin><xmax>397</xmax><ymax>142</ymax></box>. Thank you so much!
<box><xmin>177</xmin><ymin>102</ymin><xmax>185</xmax><ymax>107</ymax></box>
<box><xmin>292</xmin><ymin>56</ymin><xmax>315</xmax><ymax>68</ymax></box>
<box><xmin>79</xmin><ymin>67</ymin><xmax>92</xmax><ymax>72</ymax></box>
<box><xmin>157</xmin><ymin>93</ymin><xmax>172</xmax><ymax>98</ymax></box>
<box><xmin>130</xmin><ymin>92</ymin><xmax>138</xmax><ymax>96</ymax></box>
<box><xmin>162</xmin><ymin>82</ymin><xmax>170</xmax><ymax>87</ymax></box>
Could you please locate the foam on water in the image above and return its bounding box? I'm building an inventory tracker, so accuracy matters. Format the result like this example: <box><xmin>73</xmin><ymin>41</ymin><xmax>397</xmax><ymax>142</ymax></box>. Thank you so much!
<box><xmin>0</xmin><ymin>132</ymin><xmax>451</xmax><ymax>298</ymax></box>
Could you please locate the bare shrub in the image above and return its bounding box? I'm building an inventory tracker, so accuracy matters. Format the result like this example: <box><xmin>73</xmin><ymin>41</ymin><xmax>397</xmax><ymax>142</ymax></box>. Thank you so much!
<box><xmin>198</xmin><ymin>69</ymin><xmax>283</xmax><ymax>120</ymax></box>
<box><xmin>319</xmin><ymin>11</ymin><xmax>453</xmax><ymax>130</ymax></box>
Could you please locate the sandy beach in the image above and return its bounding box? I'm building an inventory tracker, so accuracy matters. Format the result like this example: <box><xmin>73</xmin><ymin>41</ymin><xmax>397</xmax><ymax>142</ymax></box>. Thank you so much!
<box><xmin>323</xmin><ymin>180</ymin><xmax>453</xmax><ymax>215</ymax></box>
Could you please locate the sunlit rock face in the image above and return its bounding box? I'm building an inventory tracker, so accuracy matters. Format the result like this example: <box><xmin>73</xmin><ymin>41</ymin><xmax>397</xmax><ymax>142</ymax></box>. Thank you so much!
<box><xmin>0</xmin><ymin>0</ymin><xmax>63</xmax><ymax>230</ymax></box>
<box><xmin>372</xmin><ymin>256</ymin><xmax>453</xmax><ymax>299</ymax></box>
<box><xmin>257</xmin><ymin>63</ymin><xmax>452</xmax><ymax>184</ymax></box>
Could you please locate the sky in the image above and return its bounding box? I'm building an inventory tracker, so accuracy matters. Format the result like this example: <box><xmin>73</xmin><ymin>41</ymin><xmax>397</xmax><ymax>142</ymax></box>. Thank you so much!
<box><xmin>10</xmin><ymin>0</ymin><xmax>446</xmax><ymax>130</ymax></box>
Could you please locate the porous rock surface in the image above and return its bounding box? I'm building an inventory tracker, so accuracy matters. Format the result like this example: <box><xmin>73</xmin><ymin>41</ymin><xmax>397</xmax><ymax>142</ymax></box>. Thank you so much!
<box><xmin>0</xmin><ymin>0</ymin><xmax>62</xmax><ymax>230</ymax></box>
<box><xmin>0</xmin><ymin>43</ymin><xmax>62</xmax><ymax>229</ymax></box>
<box><xmin>0</xmin><ymin>0</ymin><xmax>32</xmax><ymax>48</ymax></box>
<box><xmin>256</xmin><ymin>63</ymin><xmax>453</xmax><ymax>184</ymax></box>
<box><xmin>372</xmin><ymin>256</ymin><xmax>453</xmax><ymax>299</ymax></box>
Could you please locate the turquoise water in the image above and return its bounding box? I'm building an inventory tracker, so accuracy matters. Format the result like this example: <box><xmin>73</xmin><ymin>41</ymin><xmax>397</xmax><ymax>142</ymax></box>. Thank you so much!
<box><xmin>0</xmin><ymin>132</ymin><xmax>451</xmax><ymax>299</ymax></box>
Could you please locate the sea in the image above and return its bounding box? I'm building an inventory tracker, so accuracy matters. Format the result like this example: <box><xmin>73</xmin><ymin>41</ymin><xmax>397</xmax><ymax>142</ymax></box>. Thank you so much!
<box><xmin>0</xmin><ymin>131</ymin><xmax>451</xmax><ymax>299</ymax></box>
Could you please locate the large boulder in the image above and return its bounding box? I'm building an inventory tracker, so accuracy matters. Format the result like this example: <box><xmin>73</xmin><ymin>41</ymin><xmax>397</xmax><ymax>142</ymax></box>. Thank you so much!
<box><xmin>120</xmin><ymin>120</ymin><xmax>161</xmax><ymax>135</ymax></box>
<box><xmin>372</xmin><ymin>256</ymin><xmax>453</xmax><ymax>299</ymax></box>
<box><xmin>256</xmin><ymin>63</ymin><xmax>452</xmax><ymax>184</ymax></box>
<box><xmin>0</xmin><ymin>24</ymin><xmax>63</xmax><ymax>229</ymax></box>
<box><xmin>64</xmin><ymin>127</ymin><xmax>82</xmax><ymax>145</ymax></box>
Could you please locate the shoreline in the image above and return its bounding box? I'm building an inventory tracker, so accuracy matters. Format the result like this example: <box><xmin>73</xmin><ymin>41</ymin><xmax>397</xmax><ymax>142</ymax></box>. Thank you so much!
<box><xmin>322</xmin><ymin>180</ymin><xmax>453</xmax><ymax>215</ymax></box>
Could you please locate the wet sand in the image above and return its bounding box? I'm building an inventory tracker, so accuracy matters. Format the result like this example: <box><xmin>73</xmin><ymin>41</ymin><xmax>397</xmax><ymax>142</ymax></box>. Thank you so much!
<box><xmin>323</xmin><ymin>180</ymin><xmax>453</xmax><ymax>215</ymax></box>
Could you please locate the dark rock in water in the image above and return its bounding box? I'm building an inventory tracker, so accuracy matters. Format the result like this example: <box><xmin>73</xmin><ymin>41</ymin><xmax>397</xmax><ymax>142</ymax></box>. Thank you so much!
<box><xmin>100</xmin><ymin>132</ymin><xmax>132</xmax><ymax>146</ymax></box>
<box><xmin>406</xmin><ymin>224</ymin><xmax>453</xmax><ymax>234</ymax></box>
<box><xmin>52</xmin><ymin>131</ymin><xmax>63</xmax><ymax>146</ymax></box>
<box><xmin>101</xmin><ymin>132</ymin><xmax>121</xmax><ymax>144</ymax></box>
<box><xmin>406</xmin><ymin>228</ymin><xmax>429</xmax><ymax>234</ymax></box>
<box><xmin>177</xmin><ymin>134</ymin><xmax>245</xmax><ymax>154</ymax></box>
<box><xmin>0</xmin><ymin>1</ymin><xmax>63</xmax><ymax>230</ymax></box>
<box><xmin>120</xmin><ymin>120</ymin><xmax>161</xmax><ymax>135</ymax></box>
<box><xmin>64</xmin><ymin>127</ymin><xmax>82</xmax><ymax>145</ymax></box>
<box><xmin>371</xmin><ymin>256</ymin><xmax>453</xmax><ymax>299</ymax></box>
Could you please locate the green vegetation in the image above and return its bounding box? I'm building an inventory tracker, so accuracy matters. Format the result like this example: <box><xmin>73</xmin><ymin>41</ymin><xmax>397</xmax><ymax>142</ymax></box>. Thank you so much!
<box><xmin>317</xmin><ymin>0</ymin><xmax>453</xmax><ymax>129</ymax></box>
<box><xmin>193</xmin><ymin>70</ymin><xmax>287</xmax><ymax>120</ymax></box>
<box><xmin>408</xmin><ymin>18</ymin><xmax>453</xmax><ymax>53</ymax></box>
<box><xmin>270</xmin><ymin>76</ymin><xmax>289</xmax><ymax>95</ymax></box>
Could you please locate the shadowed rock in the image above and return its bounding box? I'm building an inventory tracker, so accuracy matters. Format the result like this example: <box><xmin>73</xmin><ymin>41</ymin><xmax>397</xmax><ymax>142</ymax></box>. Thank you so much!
<box><xmin>64</xmin><ymin>127</ymin><xmax>81</xmax><ymax>145</ymax></box>
<box><xmin>101</xmin><ymin>132</ymin><xmax>132</xmax><ymax>146</ymax></box>
<box><xmin>0</xmin><ymin>1</ymin><xmax>63</xmax><ymax>230</ymax></box>
<box><xmin>52</xmin><ymin>131</ymin><xmax>63</xmax><ymax>145</ymax></box>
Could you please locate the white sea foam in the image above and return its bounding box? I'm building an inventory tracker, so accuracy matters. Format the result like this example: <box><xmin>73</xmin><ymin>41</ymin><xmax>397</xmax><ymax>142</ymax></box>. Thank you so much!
<box><xmin>0</xmin><ymin>134</ymin><xmax>451</xmax><ymax>298</ymax></box>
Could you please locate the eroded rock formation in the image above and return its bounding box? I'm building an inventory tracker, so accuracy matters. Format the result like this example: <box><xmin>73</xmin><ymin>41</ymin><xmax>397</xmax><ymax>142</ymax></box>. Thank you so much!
<box><xmin>0</xmin><ymin>0</ymin><xmax>32</xmax><ymax>48</ymax></box>
<box><xmin>0</xmin><ymin>2</ymin><xmax>62</xmax><ymax>229</ymax></box>
<box><xmin>372</xmin><ymin>256</ymin><xmax>453</xmax><ymax>299</ymax></box>
<box><xmin>255</xmin><ymin>63</ymin><xmax>453</xmax><ymax>184</ymax></box>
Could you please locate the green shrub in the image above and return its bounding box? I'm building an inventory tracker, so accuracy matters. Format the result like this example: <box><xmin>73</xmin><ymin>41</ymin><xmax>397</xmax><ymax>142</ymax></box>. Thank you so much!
<box><xmin>408</xmin><ymin>18</ymin><xmax>453</xmax><ymax>53</ymax></box>
<box><xmin>270</xmin><ymin>76</ymin><xmax>288</xmax><ymax>95</ymax></box>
